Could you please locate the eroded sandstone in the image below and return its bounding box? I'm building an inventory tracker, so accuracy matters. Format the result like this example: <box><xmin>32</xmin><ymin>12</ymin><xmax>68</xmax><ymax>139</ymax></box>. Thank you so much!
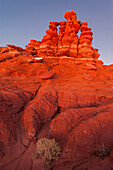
<box><xmin>0</xmin><ymin>10</ymin><xmax>113</xmax><ymax>170</ymax></box>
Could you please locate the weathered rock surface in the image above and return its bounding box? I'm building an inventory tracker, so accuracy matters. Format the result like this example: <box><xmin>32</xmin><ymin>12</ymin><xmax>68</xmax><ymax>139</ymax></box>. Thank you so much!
<box><xmin>0</xmin><ymin>10</ymin><xmax>113</xmax><ymax>170</ymax></box>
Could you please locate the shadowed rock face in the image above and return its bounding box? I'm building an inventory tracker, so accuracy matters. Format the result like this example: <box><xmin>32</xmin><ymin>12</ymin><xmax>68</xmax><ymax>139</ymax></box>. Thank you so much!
<box><xmin>0</xmin><ymin>10</ymin><xmax>113</xmax><ymax>170</ymax></box>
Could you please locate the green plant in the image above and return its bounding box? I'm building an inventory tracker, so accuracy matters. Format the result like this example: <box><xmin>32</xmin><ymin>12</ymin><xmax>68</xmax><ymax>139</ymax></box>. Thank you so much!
<box><xmin>94</xmin><ymin>143</ymin><xmax>111</xmax><ymax>159</ymax></box>
<box><xmin>32</xmin><ymin>138</ymin><xmax>61</xmax><ymax>167</ymax></box>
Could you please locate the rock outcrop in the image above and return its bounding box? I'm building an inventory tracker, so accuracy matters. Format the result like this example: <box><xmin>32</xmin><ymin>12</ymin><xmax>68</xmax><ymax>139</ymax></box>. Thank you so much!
<box><xmin>25</xmin><ymin>10</ymin><xmax>99</xmax><ymax>61</ymax></box>
<box><xmin>0</xmin><ymin>10</ymin><xmax>113</xmax><ymax>170</ymax></box>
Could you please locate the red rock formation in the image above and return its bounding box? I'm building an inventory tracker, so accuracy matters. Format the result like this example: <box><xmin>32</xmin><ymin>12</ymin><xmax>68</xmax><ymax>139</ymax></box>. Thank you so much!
<box><xmin>94</xmin><ymin>48</ymin><xmax>100</xmax><ymax>60</ymax></box>
<box><xmin>0</xmin><ymin>47</ymin><xmax>8</xmax><ymax>53</ymax></box>
<box><xmin>24</xmin><ymin>10</ymin><xmax>99</xmax><ymax>60</ymax></box>
<box><xmin>26</xmin><ymin>40</ymin><xmax>41</xmax><ymax>56</ymax></box>
<box><xmin>16</xmin><ymin>10</ymin><xmax>101</xmax><ymax>62</ymax></box>
<box><xmin>78</xmin><ymin>22</ymin><xmax>94</xmax><ymax>59</ymax></box>
<box><xmin>58</xmin><ymin>10</ymin><xmax>80</xmax><ymax>57</ymax></box>
<box><xmin>1</xmin><ymin>10</ymin><xmax>113</xmax><ymax>170</ymax></box>
<box><xmin>39</xmin><ymin>21</ymin><xmax>59</xmax><ymax>57</ymax></box>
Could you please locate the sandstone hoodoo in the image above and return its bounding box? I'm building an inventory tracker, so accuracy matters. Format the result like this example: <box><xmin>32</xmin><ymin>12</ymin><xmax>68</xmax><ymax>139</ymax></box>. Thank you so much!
<box><xmin>0</xmin><ymin>10</ymin><xmax>113</xmax><ymax>170</ymax></box>
<box><xmin>26</xmin><ymin>10</ymin><xmax>100</xmax><ymax>61</ymax></box>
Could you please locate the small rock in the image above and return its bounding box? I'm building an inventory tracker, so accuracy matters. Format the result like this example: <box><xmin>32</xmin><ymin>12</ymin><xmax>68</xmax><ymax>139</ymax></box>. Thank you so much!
<box><xmin>53</xmin><ymin>62</ymin><xmax>58</xmax><ymax>66</ymax></box>
<box><xmin>85</xmin><ymin>63</ymin><xmax>97</xmax><ymax>70</ymax></box>
<box><xmin>7</xmin><ymin>44</ymin><xmax>16</xmax><ymax>49</ymax></box>
<box><xmin>27</xmin><ymin>58</ymin><xmax>34</xmax><ymax>63</ymax></box>
<box><xmin>34</xmin><ymin>57</ymin><xmax>44</xmax><ymax>62</ymax></box>
<box><xmin>1</xmin><ymin>49</ymin><xmax>8</xmax><ymax>53</ymax></box>
<box><xmin>75</xmin><ymin>60</ymin><xmax>81</xmax><ymax>65</ymax></box>
<box><xmin>84</xmin><ymin>73</ymin><xmax>94</xmax><ymax>80</ymax></box>
<box><xmin>40</xmin><ymin>70</ymin><xmax>55</xmax><ymax>80</ymax></box>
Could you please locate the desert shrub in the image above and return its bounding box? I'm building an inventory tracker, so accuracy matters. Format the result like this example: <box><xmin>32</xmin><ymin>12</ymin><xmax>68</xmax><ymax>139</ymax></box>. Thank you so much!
<box><xmin>32</xmin><ymin>138</ymin><xmax>61</xmax><ymax>167</ymax></box>
<box><xmin>94</xmin><ymin>143</ymin><xmax>111</xmax><ymax>159</ymax></box>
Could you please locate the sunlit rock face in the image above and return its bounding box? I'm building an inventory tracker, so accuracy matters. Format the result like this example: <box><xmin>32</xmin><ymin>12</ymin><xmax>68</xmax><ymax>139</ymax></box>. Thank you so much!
<box><xmin>0</xmin><ymin>10</ymin><xmax>113</xmax><ymax>170</ymax></box>
<box><xmin>25</xmin><ymin>10</ymin><xmax>100</xmax><ymax>61</ymax></box>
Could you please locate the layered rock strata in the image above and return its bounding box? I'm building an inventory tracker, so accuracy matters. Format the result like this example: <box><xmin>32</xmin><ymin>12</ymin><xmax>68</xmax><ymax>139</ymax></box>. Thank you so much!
<box><xmin>25</xmin><ymin>10</ymin><xmax>99</xmax><ymax>60</ymax></box>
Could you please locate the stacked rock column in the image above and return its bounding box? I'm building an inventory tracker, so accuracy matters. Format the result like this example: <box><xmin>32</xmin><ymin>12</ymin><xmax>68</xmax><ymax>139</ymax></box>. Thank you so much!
<box><xmin>39</xmin><ymin>21</ymin><xmax>59</xmax><ymax>57</ymax></box>
<box><xmin>69</xmin><ymin>18</ymin><xmax>80</xmax><ymax>57</ymax></box>
<box><xmin>26</xmin><ymin>40</ymin><xmax>41</xmax><ymax>56</ymax></box>
<box><xmin>78</xmin><ymin>22</ymin><xmax>94</xmax><ymax>59</ymax></box>
<box><xmin>58</xmin><ymin>10</ymin><xmax>80</xmax><ymax>57</ymax></box>
<box><xmin>57</xmin><ymin>21</ymin><xmax>66</xmax><ymax>56</ymax></box>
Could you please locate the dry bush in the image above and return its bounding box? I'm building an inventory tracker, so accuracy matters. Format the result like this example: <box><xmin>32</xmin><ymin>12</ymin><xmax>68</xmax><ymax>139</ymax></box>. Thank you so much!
<box><xmin>94</xmin><ymin>143</ymin><xmax>111</xmax><ymax>159</ymax></box>
<box><xmin>32</xmin><ymin>138</ymin><xmax>61</xmax><ymax>167</ymax></box>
